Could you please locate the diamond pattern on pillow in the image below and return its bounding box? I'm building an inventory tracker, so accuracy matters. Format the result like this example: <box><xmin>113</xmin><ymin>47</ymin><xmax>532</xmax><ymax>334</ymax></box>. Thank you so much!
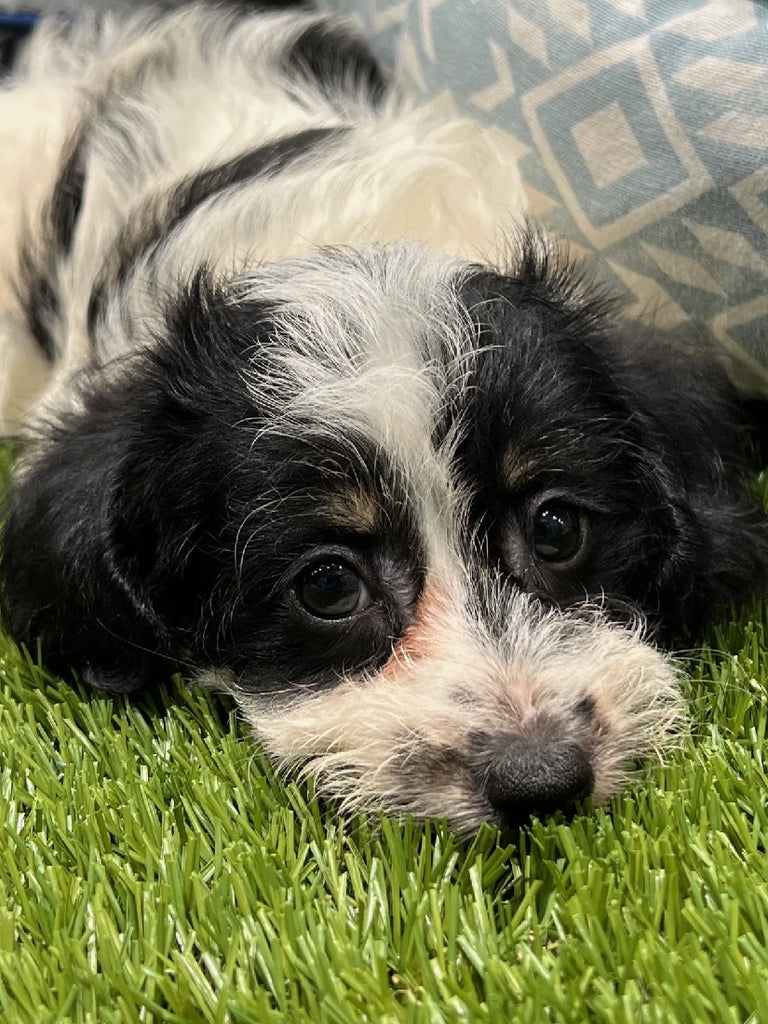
<box><xmin>329</xmin><ymin>0</ymin><xmax>768</xmax><ymax>393</ymax></box>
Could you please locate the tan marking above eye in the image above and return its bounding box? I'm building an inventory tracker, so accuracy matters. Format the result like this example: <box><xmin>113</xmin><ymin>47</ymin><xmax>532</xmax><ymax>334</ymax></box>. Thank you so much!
<box><xmin>322</xmin><ymin>488</ymin><xmax>379</xmax><ymax>532</ymax></box>
<box><xmin>499</xmin><ymin>444</ymin><xmax>537</xmax><ymax>490</ymax></box>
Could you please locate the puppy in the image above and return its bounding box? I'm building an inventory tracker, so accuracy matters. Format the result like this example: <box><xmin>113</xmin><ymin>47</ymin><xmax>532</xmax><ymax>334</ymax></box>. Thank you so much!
<box><xmin>1</xmin><ymin>2</ymin><xmax>766</xmax><ymax>834</ymax></box>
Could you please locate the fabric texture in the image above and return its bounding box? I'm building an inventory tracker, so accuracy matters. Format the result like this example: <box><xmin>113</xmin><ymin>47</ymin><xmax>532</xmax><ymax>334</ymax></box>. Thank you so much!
<box><xmin>328</xmin><ymin>0</ymin><xmax>768</xmax><ymax>390</ymax></box>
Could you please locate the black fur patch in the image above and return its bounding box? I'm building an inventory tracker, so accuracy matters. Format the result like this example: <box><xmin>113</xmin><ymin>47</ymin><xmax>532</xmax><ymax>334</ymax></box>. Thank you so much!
<box><xmin>50</xmin><ymin>128</ymin><xmax>87</xmax><ymax>255</ymax></box>
<box><xmin>16</xmin><ymin>253</ymin><xmax>58</xmax><ymax>364</ymax></box>
<box><xmin>455</xmin><ymin>253</ymin><xmax>768</xmax><ymax>637</ymax></box>
<box><xmin>87</xmin><ymin>126</ymin><xmax>348</xmax><ymax>336</ymax></box>
<box><xmin>3</xmin><ymin>272</ymin><xmax>425</xmax><ymax>693</ymax></box>
<box><xmin>17</xmin><ymin>126</ymin><xmax>88</xmax><ymax>363</ymax></box>
<box><xmin>284</xmin><ymin>21</ymin><xmax>389</xmax><ymax>108</ymax></box>
<box><xmin>161</xmin><ymin>127</ymin><xmax>346</xmax><ymax>228</ymax></box>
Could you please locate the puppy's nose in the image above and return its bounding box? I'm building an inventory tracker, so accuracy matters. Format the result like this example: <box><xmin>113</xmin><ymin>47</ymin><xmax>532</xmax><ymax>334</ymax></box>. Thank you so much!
<box><xmin>483</xmin><ymin>741</ymin><xmax>594</xmax><ymax>826</ymax></box>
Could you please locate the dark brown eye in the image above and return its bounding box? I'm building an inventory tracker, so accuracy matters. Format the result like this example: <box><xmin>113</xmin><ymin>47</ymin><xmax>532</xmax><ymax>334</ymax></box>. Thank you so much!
<box><xmin>532</xmin><ymin>502</ymin><xmax>585</xmax><ymax>563</ymax></box>
<box><xmin>296</xmin><ymin>561</ymin><xmax>370</xmax><ymax>619</ymax></box>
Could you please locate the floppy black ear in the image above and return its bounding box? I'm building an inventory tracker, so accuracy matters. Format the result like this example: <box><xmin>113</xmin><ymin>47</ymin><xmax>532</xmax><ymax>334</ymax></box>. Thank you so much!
<box><xmin>611</xmin><ymin>331</ymin><xmax>768</xmax><ymax>638</ymax></box>
<box><xmin>1</xmin><ymin>277</ymin><xmax>271</xmax><ymax>692</ymax></box>
<box><xmin>0</xmin><ymin>361</ymin><xmax>239</xmax><ymax>693</ymax></box>
<box><xmin>1</xmin><ymin>409</ymin><xmax>167</xmax><ymax>693</ymax></box>
<box><xmin>0</xmin><ymin>332</ymin><xmax>245</xmax><ymax>692</ymax></box>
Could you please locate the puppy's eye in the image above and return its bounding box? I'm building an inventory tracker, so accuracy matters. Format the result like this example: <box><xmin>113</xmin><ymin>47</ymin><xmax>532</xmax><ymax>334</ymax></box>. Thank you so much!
<box><xmin>532</xmin><ymin>502</ymin><xmax>585</xmax><ymax>563</ymax></box>
<box><xmin>296</xmin><ymin>560</ymin><xmax>371</xmax><ymax>619</ymax></box>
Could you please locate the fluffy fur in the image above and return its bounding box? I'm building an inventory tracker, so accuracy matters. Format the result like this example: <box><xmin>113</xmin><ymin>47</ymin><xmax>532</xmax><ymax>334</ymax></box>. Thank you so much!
<box><xmin>1</xmin><ymin>2</ymin><xmax>766</xmax><ymax>834</ymax></box>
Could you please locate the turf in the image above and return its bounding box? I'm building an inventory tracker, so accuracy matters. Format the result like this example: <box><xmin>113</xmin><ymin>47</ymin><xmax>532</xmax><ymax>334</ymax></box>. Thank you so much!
<box><xmin>1</xmin><ymin>463</ymin><xmax>767</xmax><ymax>1023</ymax></box>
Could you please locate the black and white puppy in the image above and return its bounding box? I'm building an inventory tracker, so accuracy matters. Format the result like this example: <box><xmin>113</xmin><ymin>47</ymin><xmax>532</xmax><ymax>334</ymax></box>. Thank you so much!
<box><xmin>1</xmin><ymin>2</ymin><xmax>766</xmax><ymax>834</ymax></box>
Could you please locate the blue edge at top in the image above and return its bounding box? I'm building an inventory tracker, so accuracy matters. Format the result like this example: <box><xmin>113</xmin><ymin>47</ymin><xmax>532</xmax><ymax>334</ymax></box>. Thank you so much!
<box><xmin>0</xmin><ymin>9</ymin><xmax>41</xmax><ymax>71</ymax></box>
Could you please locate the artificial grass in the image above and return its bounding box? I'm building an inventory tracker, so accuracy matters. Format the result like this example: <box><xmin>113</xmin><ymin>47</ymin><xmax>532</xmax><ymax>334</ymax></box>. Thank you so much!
<box><xmin>1</xmin><ymin>471</ymin><xmax>767</xmax><ymax>1023</ymax></box>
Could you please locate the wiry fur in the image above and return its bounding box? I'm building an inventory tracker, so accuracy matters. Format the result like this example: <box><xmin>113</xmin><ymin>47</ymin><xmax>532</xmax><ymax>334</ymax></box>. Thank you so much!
<box><xmin>1</xmin><ymin>2</ymin><xmax>766</xmax><ymax>835</ymax></box>
<box><xmin>242</xmin><ymin>593</ymin><xmax>680</xmax><ymax>834</ymax></box>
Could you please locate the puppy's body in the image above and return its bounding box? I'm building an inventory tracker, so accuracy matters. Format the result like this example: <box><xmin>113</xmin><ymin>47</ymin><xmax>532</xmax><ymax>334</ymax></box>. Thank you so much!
<box><xmin>0</xmin><ymin>3</ymin><xmax>521</xmax><ymax>428</ymax></box>
<box><xmin>1</xmin><ymin>3</ymin><xmax>766</xmax><ymax>834</ymax></box>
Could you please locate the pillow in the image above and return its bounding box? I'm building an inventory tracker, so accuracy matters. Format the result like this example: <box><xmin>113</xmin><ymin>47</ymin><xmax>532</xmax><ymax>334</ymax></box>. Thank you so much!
<box><xmin>329</xmin><ymin>0</ymin><xmax>768</xmax><ymax>394</ymax></box>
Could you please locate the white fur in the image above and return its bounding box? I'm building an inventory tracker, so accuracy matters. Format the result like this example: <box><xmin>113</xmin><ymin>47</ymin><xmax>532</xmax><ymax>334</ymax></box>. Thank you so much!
<box><xmin>0</xmin><ymin>4</ymin><xmax>524</xmax><ymax>432</ymax></box>
<box><xmin>230</xmin><ymin>588</ymin><xmax>681</xmax><ymax>835</ymax></box>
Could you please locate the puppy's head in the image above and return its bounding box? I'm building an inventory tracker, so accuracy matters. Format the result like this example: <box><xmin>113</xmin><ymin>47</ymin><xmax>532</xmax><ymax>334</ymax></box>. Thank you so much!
<box><xmin>4</xmin><ymin>238</ymin><xmax>767</xmax><ymax>833</ymax></box>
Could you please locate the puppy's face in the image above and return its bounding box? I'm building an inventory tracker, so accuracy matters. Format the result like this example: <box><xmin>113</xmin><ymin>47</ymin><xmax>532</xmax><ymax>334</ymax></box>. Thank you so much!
<box><xmin>4</xmin><ymin>240</ymin><xmax>767</xmax><ymax>833</ymax></box>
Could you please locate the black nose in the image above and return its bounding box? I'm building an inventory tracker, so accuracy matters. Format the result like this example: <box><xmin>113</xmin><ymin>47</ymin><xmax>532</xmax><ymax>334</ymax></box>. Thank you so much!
<box><xmin>483</xmin><ymin>741</ymin><xmax>594</xmax><ymax>827</ymax></box>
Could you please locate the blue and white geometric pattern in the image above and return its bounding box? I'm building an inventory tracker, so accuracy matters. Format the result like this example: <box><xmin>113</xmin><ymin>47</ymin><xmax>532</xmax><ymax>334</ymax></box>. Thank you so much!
<box><xmin>328</xmin><ymin>0</ymin><xmax>768</xmax><ymax>391</ymax></box>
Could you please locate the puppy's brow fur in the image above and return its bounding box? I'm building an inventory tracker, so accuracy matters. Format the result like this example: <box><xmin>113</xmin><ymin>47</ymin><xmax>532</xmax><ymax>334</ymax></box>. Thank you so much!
<box><xmin>323</xmin><ymin>489</ymin><xmax>379</xmax><ymax>533</ymax></box>
<box><xmin>499</xmin><ymin>444</ymin><xmax>538</xmax><ymax>491</ymax></box>
<box><xmin>0</xmin><ymin>2</ymin><xmax>766</xmax><ymax>835</ymax></box>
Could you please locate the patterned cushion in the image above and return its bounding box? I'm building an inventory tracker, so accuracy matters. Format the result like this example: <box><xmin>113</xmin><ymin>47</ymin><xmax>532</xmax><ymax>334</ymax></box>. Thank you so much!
<box><xmin>328</xmin><ymin>0</ymin><xmax>768</xmax><ymax>392</ymax></box>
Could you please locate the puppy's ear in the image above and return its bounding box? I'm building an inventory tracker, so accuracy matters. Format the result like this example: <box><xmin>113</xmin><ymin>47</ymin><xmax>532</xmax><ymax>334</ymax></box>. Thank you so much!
<box><xmin>2</xmin><ymin>279</ymin><xmax>265</xmax><ymax>691</ymax></box>
<box><xmin>1</xmin><ymin>398</ymin><xmax>171</xmax><ymax>693</ymax></box>
<box><xmin>613</xmin><ymin>331</ymin><xmax>768</xmax><ymax>636</ymax></box>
